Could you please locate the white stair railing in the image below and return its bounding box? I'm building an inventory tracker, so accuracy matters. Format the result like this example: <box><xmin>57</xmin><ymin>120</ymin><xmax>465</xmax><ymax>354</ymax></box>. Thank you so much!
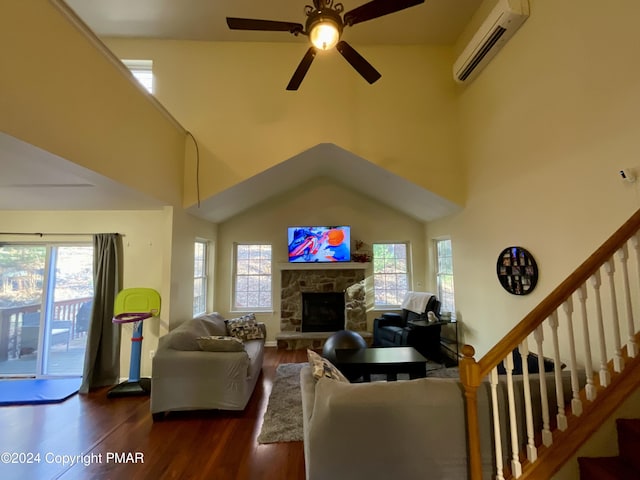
<box><xmin>461</xmin><ymin>208</ymin><xmax>640</xmax><ymax>480</ymax></box>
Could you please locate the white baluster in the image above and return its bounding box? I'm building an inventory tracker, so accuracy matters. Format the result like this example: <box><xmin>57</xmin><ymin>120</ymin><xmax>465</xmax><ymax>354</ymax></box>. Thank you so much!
<box><xmin>519</xmin><ymin>338</ymin><xmax>537</xmax><ymax>462</ymax></box>
<box><xmin>505</xmin><ymin>351</ymin><xmax>522</xmax><ymax>478</ymax></box>
<box><xmin>549</xmin><ymin>311</ymin><xmax>567</xmax><ymax>430</ymax></box>
<box><xmin>577</xmin><ymin>284</ymin><xmax>596</xmax><ymax>401</ymax></box>
<box><xmin>590</xmin><ymin>271</ymin><xmax>611</xmax><ymax>387</ymax></box>
<box><xmin>617</xmin><ymin>244</ymin><xmax>637</xmax><ymax>358</ymax></box>
<box><xmin>491</xmin><ymin>367</ymin><xmax>505</xmax><ymax>480</ymax></box>
<box><xmin>604</xmin><ymin>258</ymin><xmax>624</xmax><ymax>372</ymax></box>
<box><xmin>534</xmin><ymin>325</ymin><xmax>553</xmax><ymax>446</ymax></box>
<box><xmin>562</xmin><ymin>297</ymin><xmax>582</xmax><ymax>416</ymax></box>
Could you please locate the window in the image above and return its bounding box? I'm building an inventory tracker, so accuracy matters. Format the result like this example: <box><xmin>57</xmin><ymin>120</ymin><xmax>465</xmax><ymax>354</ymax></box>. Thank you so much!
<box><xmin>372</xmin><ymin>243</ymin><xmax>409</xmax><ymax>307</ymax></box>
<box><xmin>0</xmin><ymin>244</ymin><xmax>93</xmax><ymax>377</ymax></box>
<box><xmin>122</xmin><ymin>59</ymin><xmax>154</xmax><ymax>93</ymax></box>
<box><xmin>435</xmin><ymin>238</ymin><xmax>455</xmax><ymax>315</ymax></box>
<box><xmin>193</xmin><ymin>240</ymin><xmax>208</xmax><ymax>317</ymax></box>
<box><xmin>233</xmin><ymin>244</ymin><xmax>272</xmax><ymax>311</ymax></box>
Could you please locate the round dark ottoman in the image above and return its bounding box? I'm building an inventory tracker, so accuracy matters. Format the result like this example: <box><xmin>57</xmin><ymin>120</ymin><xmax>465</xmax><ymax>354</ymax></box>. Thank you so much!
<box><xmin>322</xmin><ymin>330</ymin><xmax>367</xmax><ymax>365</ymax></box>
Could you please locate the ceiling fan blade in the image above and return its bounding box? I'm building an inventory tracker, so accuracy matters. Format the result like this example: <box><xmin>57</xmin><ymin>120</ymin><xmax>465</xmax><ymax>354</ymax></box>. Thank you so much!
<box><xmin>343</xmin><ymin>0</ymin><xmax>424</xmax><ymax>27</ymax></box>
<box><xmin>226</xmin><ymin>17</ymin><xmax>303</xmax><ymax>34</ymax></box>
<box><xmin>286</xmin><ymin>47</ymin><xmax>317</xmax><ymax>91</ymax></box>
<box><xmin>336</xmin><ymin>41</ymin><xmax>381</xmax><ymax>84</ymax></box>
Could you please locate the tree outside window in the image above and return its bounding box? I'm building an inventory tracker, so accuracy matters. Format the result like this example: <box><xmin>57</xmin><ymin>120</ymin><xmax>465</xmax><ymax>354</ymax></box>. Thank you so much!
<box><xmin>193</xmin><ymin>240</ymin><xmax>208</xmax><ymax>317</ymax></box>
<box><xmin>234</xmin><ymin>244</ymin><xmax>272</xmax><ymax>310</ymax></box>
<box><xmin>373</xmin><ymin>243</ymin><xmax>408</xmax><ymax>307</ymax></box>
<box><xmin>436</xmin><ymin>238</ymin><xmax>455</xmax><ymax>315</ymax></box>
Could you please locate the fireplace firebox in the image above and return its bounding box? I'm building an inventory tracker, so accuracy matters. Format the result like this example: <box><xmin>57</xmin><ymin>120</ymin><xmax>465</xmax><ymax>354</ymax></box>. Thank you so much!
<box><xmin>301</xmin><ymin>292</ymin><xmax>345</xmax><ymax>332</ymax></box>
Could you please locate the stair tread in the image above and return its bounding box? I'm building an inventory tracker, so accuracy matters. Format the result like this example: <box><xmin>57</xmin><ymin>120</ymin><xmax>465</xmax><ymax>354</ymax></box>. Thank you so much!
<box><xmin>617</xmin><ymin>418</ymin><xmax>640</xmax><ymax>471</ymax></box>
<box><xmin>578</xmin><ymin>456</ymin><xmax>639</xmax><ymax>480</ymax></box>
<box><xmin>617</xmin><ymin>418</ymin><xmax>640</xmax><ymax>435</ymax></box>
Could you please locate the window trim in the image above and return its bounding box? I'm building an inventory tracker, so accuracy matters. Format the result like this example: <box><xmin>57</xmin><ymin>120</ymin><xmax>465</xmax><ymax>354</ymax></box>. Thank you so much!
<box><xmin>231</xmin><ymin>243</ymin><xmax>273</xmax><ymax>313</ymax></box>
<box><xmin>193</xmin><ymin>239</ymin><xmax>208</xmax><ymax>317</ymax></box>
<box><xmin>434</xmin><ymin>237</ymin><xmax>455</xmax><ymax>317</ymax></box>
<box><xmin>122</xmin><ymin>59</ymin><xmax>154</xmax><ymax>94</ymax></box>
<box><xmin>372</xmin><ymin>241</ymin><xmax>411</xmax><ymax>309</ymax></box>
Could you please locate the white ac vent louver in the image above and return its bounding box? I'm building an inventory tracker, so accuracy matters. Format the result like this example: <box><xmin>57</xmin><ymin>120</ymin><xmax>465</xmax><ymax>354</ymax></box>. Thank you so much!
<box><xmin>454</xmin><ymin>0</ymin><xmax>529</xmax><ymax>84</ymax></box>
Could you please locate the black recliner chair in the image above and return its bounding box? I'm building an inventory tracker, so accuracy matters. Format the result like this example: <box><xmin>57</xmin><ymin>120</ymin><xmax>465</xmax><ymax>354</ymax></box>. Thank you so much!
<box><xmin>373</xmin><ymin>294</ymin><xmax>442</xmax><ymax>360</ymax></box>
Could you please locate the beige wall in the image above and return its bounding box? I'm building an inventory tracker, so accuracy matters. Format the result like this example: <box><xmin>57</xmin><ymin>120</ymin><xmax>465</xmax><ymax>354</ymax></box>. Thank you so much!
<box><xmin>0</xmin><ymin>0</ymin><xmax>185</xmax><ymax>207</ymax></box>
<box><xmin>214</xmin><ymin>177</ymin><xmax>427</xmax><ymax>341</ymax></box>
<box><xmin>104</xmin><ymin>39</ymin><xmax>466</xmax><ymax>208</ymax></box>
<box><xmin>0</xmin><ymin>208</ymin><xmax>215</xmax><ymax>377</ymax></box>
<box><xmin>166</xmin><ymin>206</ymin><xmax>217</xmax><ymax>330</ymax></box>
<box><xmin>426</xmin><ymin>0</ymin><xmax>640</xmax><ymax>356</ymax></box>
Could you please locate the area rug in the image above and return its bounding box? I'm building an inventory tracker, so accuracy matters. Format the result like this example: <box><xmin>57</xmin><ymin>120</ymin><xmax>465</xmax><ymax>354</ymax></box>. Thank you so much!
<box><xmin>258</xmin><ymin>363</ymin><xmax>305</xmax><ymax>444</ymax></box>
<box><xmin>256</xmin><ymin>361</ymin><xmax>459</xmax><ymax>444</ymax></box>
<box><xmin>0</xmin><ymin>377</ymin><xmax>82</xmax><ymax>406</ymax></box>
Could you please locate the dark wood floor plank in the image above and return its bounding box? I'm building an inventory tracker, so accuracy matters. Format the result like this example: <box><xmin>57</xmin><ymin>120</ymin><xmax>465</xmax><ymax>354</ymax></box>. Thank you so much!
<box><xmin>0</xmin><ymin>347</ymin><xmax>308</xmax><ymax>480</ymax></box>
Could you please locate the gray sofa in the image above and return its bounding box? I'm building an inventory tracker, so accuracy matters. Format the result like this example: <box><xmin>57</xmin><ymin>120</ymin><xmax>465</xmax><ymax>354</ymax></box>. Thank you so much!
<box><xmin>151</xmin><ymin>313</ymin><xmax>265</xmax><ymax>419</ymax></box>
<box><xmin>300</xmin><ymin>365</ymin><xmax>579</xmax><ymax>480</ymax></box>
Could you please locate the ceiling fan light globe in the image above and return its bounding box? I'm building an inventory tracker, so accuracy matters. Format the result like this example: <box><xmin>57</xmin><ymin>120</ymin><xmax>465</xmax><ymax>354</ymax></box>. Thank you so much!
<box><xmin>310</xmin><ymin>21</ymin><xmax>340</xmax><ymax>50</ymax></box>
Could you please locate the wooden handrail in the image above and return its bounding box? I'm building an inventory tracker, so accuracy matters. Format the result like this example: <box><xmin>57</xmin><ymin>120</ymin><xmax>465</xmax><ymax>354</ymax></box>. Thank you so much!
<box><xmin>463</xmin><ymin>207</ymin><xmax>640</xmax><ymax>480</ymax></box>
<box><xmin>477</xmin><ymin>207</ymin><xmax>640</xmax><ymax>378</ymax></box>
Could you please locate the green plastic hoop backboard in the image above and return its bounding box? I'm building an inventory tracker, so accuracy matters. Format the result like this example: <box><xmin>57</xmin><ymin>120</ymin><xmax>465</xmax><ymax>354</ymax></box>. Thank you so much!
<box><xmin>114</xmin><ymin>288</ymin><xmax>161</xmax><ymax>317</ymax></box>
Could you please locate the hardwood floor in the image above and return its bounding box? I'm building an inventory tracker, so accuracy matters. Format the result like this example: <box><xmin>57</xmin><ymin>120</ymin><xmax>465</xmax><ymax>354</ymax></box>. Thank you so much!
<box><xmin>0</xmin><ymin>347</ymin><xmax>308</xmax><ymax>480</ymax></box>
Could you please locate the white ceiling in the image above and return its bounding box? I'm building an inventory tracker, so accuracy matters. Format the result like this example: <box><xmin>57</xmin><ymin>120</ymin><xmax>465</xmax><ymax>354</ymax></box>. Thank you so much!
<box><xmin>1</xmin><ymin>0</ymin><xmax>481</xmax><ymax>220</ymax></box>
<box><xmin>0</xmin><ymin>132</ymin><xmax>164</xmax><ymax>211</ymax></box>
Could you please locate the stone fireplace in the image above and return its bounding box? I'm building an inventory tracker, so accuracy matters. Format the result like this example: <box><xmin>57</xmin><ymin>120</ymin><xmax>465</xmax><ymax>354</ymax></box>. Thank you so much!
<box><xmin>280</xmin><ymin>267</ymin><xmax>366</xmax><ymax>333</ymax></box>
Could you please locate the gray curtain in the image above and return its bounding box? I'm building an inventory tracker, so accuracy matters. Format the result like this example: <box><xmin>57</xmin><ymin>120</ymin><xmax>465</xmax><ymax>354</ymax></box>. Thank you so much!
<box><xmin>80</xmin><ymin>234</ymin><xmax>122</xmax><ymax>394</ymax></box>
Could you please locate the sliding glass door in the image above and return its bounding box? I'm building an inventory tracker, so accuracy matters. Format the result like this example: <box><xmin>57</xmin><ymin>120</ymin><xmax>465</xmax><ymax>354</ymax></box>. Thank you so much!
<box><xmin>0</xmin><ymin>244</ymin><xmax>94</xmax><ymax>377</ymax></box>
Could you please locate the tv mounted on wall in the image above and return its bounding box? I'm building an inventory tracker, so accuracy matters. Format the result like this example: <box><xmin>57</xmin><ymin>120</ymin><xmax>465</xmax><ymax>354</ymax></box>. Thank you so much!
<box><xmin>287</xmin><ymin>226</ymin><xmax>351</xmax><ymax>263</ymax></box>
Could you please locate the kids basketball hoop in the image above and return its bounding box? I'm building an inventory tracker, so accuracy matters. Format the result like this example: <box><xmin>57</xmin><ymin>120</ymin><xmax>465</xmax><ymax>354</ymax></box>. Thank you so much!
<box><xmin>107</xmin><ymin>288</ymin><xmax>161</xmax><ymax>398</ymax></box>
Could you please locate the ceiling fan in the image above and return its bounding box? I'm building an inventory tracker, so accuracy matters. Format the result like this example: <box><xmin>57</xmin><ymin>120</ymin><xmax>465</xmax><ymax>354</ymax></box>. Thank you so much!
<box><xmin>226</xmin><ymin>0</ymin><xmax>425</xmax><ymax>90</ymax></box>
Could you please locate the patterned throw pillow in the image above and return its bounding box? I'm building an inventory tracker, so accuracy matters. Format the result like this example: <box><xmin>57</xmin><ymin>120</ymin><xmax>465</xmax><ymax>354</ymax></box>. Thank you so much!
<box><xmin>307</xmin><ymin>349</ymin><xmax>349</xmax><ymax>383</ymax></box>
<box><xmin>226</xmin><ymin>314</ymin><xmax>264</xmax><ymax>341</ymax></box>
<box><xmin>197</xmin><ymin>335</ymin><xmax>245</xmax><ymax>352</ymax></box>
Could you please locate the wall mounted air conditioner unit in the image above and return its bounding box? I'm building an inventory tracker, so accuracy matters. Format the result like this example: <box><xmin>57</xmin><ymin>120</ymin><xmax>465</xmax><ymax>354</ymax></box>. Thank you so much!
<box><xmin>453</xmin><ymin>0</ymin><xmax>530</xmax><ymax>83</ymax></box>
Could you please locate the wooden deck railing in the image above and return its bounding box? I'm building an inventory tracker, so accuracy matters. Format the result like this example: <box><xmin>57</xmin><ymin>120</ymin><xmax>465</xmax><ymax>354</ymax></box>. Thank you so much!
<box><xmin>461</xmin><ymin>208</ymin><xmax>640</xmax><ymax>479</ymax></box>
<box><xmin>0</xmin><ymin>297</ymin><xmax>92</xmax><ymax>360</ymax></box>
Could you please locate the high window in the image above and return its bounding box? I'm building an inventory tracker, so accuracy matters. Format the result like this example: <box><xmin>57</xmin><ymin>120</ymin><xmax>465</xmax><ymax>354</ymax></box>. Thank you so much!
<box><xmin>233</xmin><ymin>244</ymin><xmax>272</xmax><ymax>311</ymax></box>
<box><xmin>372</xmin><ymin>243</ymin><xmax>409</xmax><ymax>307</ymax></box>
<box><xmin>0</xmin><ymin>244</ymin><xmax>93</xmax><ymax>377</ymax></box>
<box><xmin>122</xmin><ymin>59</ymin><xmax>154</xmax><ymax>93</ymax></box>
<box><xmin>193</xmin><ymin>240</ymin><xmax>208</xmax><ymax>317</ymax></box>
<box><xmin>435</xmin><ymin>238</ymin><xmax>455</xmax><ymax>315</ymax></box>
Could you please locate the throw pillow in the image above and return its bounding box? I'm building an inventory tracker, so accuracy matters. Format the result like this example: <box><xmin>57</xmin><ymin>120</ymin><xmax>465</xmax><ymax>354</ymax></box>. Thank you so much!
<box><xmin>226</xmin><ymin>314</ymin><xmax>264</xmax><ymax>341</ymax></box>
<box><xmin>196</xmin><ymin>312</ymin><xmax>228</xmax><ymax>336</ymax></box>
<box><xmin>197</xmin><ymin>335</ymin><xmax>245</xmax><ymax>352</ymax></box>
<box><xmin>165</xmin><ymin>319</ymin><xmax>211</xmax><ymax>351</ymax></box>
<box><xmin>307</xmin><ymin>349</ymin><xmax>349</xmax><ymax>383</ymax></box>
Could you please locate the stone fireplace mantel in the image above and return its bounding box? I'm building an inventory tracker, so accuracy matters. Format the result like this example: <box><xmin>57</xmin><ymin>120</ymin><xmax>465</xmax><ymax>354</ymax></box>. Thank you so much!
<box><xmin>278</xmin><ymin>262</ymin><xmax>369</xmax><ymax>271</ymax></box>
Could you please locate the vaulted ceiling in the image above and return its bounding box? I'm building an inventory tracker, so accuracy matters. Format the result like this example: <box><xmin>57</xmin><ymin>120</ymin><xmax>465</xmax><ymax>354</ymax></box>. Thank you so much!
<box><xmin>1</xmin><ymin>0</ymin><xmax>482</xmax><ymax>221</ymax></box>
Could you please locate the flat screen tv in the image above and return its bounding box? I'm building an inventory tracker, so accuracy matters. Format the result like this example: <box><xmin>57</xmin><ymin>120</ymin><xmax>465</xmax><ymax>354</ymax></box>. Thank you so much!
<box><xmin>287</xmin><ymin>226</ymin><xmax>351</xmax><ymax>263</ymax></box>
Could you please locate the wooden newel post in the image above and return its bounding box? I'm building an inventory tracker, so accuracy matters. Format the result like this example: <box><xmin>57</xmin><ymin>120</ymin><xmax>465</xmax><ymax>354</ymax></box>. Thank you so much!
<box><xmin>460</xmin><ymin>344</ymin><xmax>483</xmax><ymax>480</ymax></box>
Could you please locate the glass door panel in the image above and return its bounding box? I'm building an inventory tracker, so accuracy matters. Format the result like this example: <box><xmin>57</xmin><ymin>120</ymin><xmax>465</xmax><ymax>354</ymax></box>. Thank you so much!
<box><xmin>0</xmin><ymin>244</ymin><xmax>93</xmax><ymax>377</ymax></box>
<box><xmin>0</xmin><ymin>245</ymin><xmax>45</xmax><ymax>376</ymax></box>
<box><xmin>46</xmin><ymin>245</ymin><xmax>93</xmax><ymax>376</ymax></box>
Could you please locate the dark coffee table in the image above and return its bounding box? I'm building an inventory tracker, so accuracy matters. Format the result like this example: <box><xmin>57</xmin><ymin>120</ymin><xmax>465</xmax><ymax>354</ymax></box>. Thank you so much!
<box><xmin>334</xmin><ymin>346</ymin><xmax>428</xmax><ymax>382</ymax></box>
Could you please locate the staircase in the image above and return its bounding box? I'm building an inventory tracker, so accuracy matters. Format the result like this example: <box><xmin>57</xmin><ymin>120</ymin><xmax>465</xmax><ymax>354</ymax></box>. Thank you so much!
<box><xmin>578</xmin><ymin>419</ymin><xmax>640</xmax><ymax>479</ymax></box>
<box><xmin>460</xmin><ymin>207</ymin><xmax>640</xmax><ymax>480</ymax></box>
